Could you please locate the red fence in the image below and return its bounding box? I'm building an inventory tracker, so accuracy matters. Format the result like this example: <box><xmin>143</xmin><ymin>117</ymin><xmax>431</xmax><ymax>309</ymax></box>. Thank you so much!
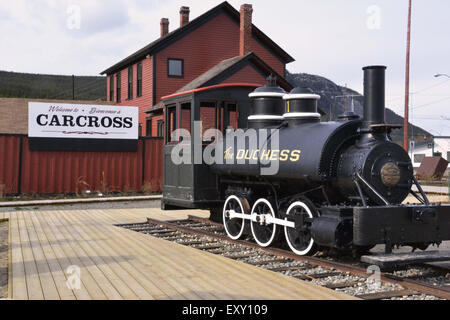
<box><xmin>0</xmin><ymin>134</ymin><xmax>163</xmax><ymax>195</ymax></box>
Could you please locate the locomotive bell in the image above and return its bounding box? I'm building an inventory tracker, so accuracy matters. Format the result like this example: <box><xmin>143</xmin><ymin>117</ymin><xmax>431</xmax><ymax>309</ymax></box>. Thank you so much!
<box><xmin>283</xmin><ymin>87</ymin><xmax>321</xmax><ymax>125</ymax></box>
<box><xmin>247</xmin><ymin>75</ymin><xmax>286</xmax><ymax>129</ymax></box>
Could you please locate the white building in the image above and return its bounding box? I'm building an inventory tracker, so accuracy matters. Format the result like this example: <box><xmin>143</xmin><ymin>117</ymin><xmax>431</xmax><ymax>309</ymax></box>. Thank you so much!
<box><xmin>411</xmin><ymin>136</ymin><xmax>450</xmax><ymax>168</ymax></box>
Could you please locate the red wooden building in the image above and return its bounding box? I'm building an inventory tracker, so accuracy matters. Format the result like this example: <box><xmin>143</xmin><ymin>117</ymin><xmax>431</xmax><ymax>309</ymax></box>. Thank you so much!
<box><xmin>101</xmin><ymin>1</ymin><xmax>294</xmax><ymax>137</ymax></box>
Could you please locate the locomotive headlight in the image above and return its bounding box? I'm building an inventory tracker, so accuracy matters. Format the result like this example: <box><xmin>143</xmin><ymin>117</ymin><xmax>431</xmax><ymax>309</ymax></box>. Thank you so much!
<box><xmin>380</xmin><ymin>162</ymin><xmax>401</xmax><ymax>187</ymax></box>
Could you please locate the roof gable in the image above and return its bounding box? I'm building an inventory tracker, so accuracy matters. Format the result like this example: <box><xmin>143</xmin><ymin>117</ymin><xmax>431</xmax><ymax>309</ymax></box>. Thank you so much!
<box><xmin>101</xmin><ymin>1</ymin><xmax>294</xmax><ymax>75</ymax></box>
<box><xmin>145</xmin><ymin>52</ymin><xmax>293</xmax><ymax>113</ymax></box>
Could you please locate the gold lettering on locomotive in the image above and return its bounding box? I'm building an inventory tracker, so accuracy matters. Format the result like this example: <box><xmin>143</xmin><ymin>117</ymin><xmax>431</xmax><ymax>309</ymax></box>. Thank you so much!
<box><xmin>280</xmin><ymin>150</ymin><xmax>289</xmax><ymax>161</ymax></box>
<box><xmin>270</xmin><ymin>150</ymin><xmax>279</xmax><ymax>161</ymax></box>
<box><xmin>236</xmin><ymin>149</ymin><xmax>245</xmax><ymax>160</ymax></box>
<box><xmin>226</xmin><ymin>149</ymin><xmax>302</xmax><ymax>162</ymax></box>
<box><xmin>224</xmin><ymin>147</ymin><xmax>234</xmax><ymax>160</ymax></box>
<box><xmin>260</xmin><ymin>149</ymin><xmax>271</xmax><ymax>161</ymax></box>
<box><xmin>290</xmin><ymin>150</ymin><xmax>301</xmax><ymax>162</ymax></box>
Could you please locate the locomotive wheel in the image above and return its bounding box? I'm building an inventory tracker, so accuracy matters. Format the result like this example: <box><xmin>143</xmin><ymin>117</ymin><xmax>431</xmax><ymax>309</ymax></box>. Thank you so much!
<box><xmin>284</xmin><ymin>201</ymin><xmax>318</xmax><ymax>256</ymax></box>
<box><xmin>223</xmin><ymin>195</ymin><xmax>247</xmax><ymax>240</ymax></box>
<box><xmin>250</xmin><ymin>198</ymin><xmax>279</xmax><ymax>247</ymax></box>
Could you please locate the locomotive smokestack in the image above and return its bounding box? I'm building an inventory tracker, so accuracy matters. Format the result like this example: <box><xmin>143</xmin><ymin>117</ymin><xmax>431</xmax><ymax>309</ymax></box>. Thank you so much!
<box><xmin>362</xmin><ymin>65</ymin><xmax>386</xmax><ymax>130</ymax></box>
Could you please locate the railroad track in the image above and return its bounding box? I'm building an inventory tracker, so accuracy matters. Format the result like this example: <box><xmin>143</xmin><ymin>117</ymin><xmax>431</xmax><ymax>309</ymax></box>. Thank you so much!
<box><xmin>117</xmin><ymin>216</ymin><xmax>450</xmax><ymax>300</ymax></box>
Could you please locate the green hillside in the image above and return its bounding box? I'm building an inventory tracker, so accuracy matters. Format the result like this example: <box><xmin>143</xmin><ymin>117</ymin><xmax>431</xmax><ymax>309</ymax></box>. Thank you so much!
<box><xmin>0</xmin><ymin>71</ymin><xmax>106</xmax><ymax>101</ymax></box>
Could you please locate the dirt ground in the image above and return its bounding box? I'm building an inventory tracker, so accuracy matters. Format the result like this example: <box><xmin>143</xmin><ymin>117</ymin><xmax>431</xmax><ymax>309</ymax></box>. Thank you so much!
<box><xmin>0</xmin><ymin>221</ymin><xmax>8</xmax><ymax>299</ymax></box>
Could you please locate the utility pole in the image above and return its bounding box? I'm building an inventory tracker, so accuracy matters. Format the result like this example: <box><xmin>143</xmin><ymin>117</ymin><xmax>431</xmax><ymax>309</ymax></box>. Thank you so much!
<box><xmin>72</xmin><ymin>74</ymin><xmax>75</xmax><ymax>100</ymax></box>
<box><xmin>403</xmin><ymin>0</ymin><xmax>412</xmax><ymax>152</ymax></box>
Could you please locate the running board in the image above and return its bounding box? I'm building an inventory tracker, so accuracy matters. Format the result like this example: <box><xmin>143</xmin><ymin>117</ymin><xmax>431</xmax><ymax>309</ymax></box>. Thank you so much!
<box><xmin>361</xmin><ymin>250</ymin><xmax>450</xmax><ymax>269</ymax></box>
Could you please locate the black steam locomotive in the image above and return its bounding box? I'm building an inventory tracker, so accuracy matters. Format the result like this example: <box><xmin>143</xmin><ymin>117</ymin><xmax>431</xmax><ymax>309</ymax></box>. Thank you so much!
<box><xmin>161</xmin><ymin>66</ymin><xmax>450</xmax><ymax>256</ymax></box>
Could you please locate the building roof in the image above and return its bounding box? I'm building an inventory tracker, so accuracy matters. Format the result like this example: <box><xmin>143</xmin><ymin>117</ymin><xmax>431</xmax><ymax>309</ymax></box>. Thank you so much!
<box><xmin>145</xmin><ymin>52</ymin><xmax>293</xmax><ymax>113</ymax></box>
<box><xmin>100</xmin><ymin>1</ymin><xmax>295</xmax><ymax>75</ymax></box>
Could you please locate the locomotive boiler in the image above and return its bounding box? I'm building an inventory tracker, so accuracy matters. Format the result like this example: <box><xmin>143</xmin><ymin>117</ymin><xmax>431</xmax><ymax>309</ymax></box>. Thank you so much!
<box><xmin>161</xmin><ymin>65</ymin><xmax>450</xmax><ymax>256</ymax></box>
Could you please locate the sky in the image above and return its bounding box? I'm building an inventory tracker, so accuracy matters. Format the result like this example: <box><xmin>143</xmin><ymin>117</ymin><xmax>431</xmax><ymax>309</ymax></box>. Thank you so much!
<box><xmin>0</xmin><ymin>0</ymin><xmax>449</xmax><ymax>135</ymax></box>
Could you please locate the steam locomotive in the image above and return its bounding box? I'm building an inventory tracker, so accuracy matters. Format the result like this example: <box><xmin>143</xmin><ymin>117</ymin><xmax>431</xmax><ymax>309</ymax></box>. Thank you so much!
<box><xmin>162</xmin><ymin>65</ymin><xmax>450</xmax><ymax>256</ymax></box>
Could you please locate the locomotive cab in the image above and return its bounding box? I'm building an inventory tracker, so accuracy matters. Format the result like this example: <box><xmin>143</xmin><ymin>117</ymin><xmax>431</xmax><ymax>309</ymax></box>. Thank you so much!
<box><xmin>161</xmin><ymin>83</ymin><xmax>259</xmax><ymax>210</ymax></box>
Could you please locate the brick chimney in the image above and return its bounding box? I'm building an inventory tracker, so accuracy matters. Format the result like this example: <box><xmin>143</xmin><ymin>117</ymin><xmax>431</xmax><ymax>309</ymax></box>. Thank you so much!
<box><xmin>160</xmin><ymin>18</ymin><xmax>169</xmax><ymax>37</ymax></box>
<box><xmin>180</xmin><ymin>6</ymin><xmax>190</xmax><ymax>27</ymax></box>
<box><xmin>239</xmin><ymin>4</ymin><xmax>253</xmax><ymax>56</ymax></box>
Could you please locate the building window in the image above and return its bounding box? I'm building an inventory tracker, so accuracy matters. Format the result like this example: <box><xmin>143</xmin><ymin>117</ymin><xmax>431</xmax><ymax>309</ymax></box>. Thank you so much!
<box><xmin>128</xmin><ymin>66</ymin><xmax>133</xmax><ymax>100</ymax></box>
<box><xmin>200</xmin><ymin>101</ymin><xmax>216</xmax><ymax>141</ymax></box>
<box><xmin>179</xmin><ymin>103</ymin><xmax>191</xmax><ymax>142</ymax></box>
<box><xmin>166</xmin><ymin>105</ymin><xmax>177</xmax><ymax>142</ymax></box>
<box><xmin>116</xmin><ymin>72</ymin><xmax>121</xmax><ymax>103</ymax></box>
<box><xmin>157</xmin><ymin>120</ymin><xmax>164</xmax><ymax>138</ymax></box>
<box><xmin>146</xmin><ymin>117</ymin><xmax>152</xmax><ymax>137</ymax></box>
<box><xmin>414</xmin><ymin>154</ymin><xmax>425</xmax><ymax>163</ymax></box>
<box><xmin>137</xmin><ymin>62</ymin><xmax>142</xmax><ymax>97</ymax></box>
<box><xmin>167</xmin><ymin>58</ymin><xmax>183</xmax><ymax>78</ymax></box>
<box><xmin>109</xmin><ymin>75</ymin><xmax>114</xmax><ymax>102</ymax></box>
<box><xmin>224</xmin><ymin>102</ymin><xmax>238</xmax><ymax>130</ymax></box>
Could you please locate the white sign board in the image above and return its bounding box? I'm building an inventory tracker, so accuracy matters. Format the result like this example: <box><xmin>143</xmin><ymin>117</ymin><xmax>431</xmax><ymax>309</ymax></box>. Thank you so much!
<box><xmin>28</xmin><ymin>102</ymin><xmax>139</xmax><ymax>140</ymax></box>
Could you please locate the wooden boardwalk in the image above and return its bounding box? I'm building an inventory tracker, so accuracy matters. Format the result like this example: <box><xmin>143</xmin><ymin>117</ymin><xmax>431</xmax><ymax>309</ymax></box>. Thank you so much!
<box><xmin>0</xmin><ymin>208</ymin><xmax>356</xmax><ymax>300</ymax></box>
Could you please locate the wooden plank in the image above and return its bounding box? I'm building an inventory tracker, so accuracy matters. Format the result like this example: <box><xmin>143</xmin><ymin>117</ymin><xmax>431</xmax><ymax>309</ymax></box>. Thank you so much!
<box><xmin>22</xmin><ymin>212</ymin><xmax>60</xmax><ymax>300</ymax></box>
<box><xmin>265</xmin><ymin>265</ymin><xmax>308</xmax><ymax>272</ymax></box>
<box><xmin>16</xmin><ymin>212</ymin><xmax>44</xmax><ymax>300</ymax></box>
<box><xmin>46</xmin><ymin>211</ymin><xmax>123</xmax><ymax>300</ymax></box>
<box><xmin>56</xmin><ymin>210</ymin><xmax>163</xmax><ymax>300</ymax></box>
<box><xmin>9</xmin><ymin>212</ymin><xmax>27</xmax><ymax>299</ymax></box>
<box><xmin>8</xmin><ymin>215</ymin><xmax>12</xmax><ymax>299</ymax></box>
<box><xmin>28</xmin><ymin>213</ymin><xmax>77</xmax><ymax>300</ymax></box>
<box><xmin>69</xmin><ymin>210</ymin><xmax>202</xmax><ymax>299</ymax></box>
<box><xmin>85</xmin><ymin>209</ymin><xmax>245</xmax><ymax>300</ymax></box>
<box><xmin>67</xmin><ymin>209</ymin><xmax>216</xmax><ymax>300</ymax></box>
<box><xmin>41</xmin><ymin>212</ymin><xmax>108</xmax><ymax>300</ymax></box>
<box><xmin>310</xmin><ymin>272</ymin><xmax>343</xmax><ymax>279</ymax></box>
<box><xmin>247</xmin><ymin>259</ymin><xmax>292</xmax><ymax>266</ymax></box>
<box><xmin>107</xmin><ymin>210</ymin><xmax>281</xmax><ymax>300</ymax></box>
<box><xmin>33</xmin><ymin>211</ymin><xmax>91</xmax><ymax>300</ymax></box>
<box><xmin>361</xmin><ymin>251</ymin><xmax>450</xmax><ymax>269</ymax></box>
<box><xmin>325</xmin><ymin>281</ymin><xmax>359</xmax><ymax>289</ymax></box>
<box><xmin>356</xmin><ymin>289</ymin><xmax>419</xmax><ymax>300</ymax></box>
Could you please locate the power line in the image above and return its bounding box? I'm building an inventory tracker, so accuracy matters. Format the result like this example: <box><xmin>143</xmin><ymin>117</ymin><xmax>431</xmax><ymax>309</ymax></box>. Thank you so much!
<box><xmin>412</xmin><ymin>96</ymin><xmax>450</xmax><ymax>110</ymax></box>
<box><xmin>386</xmin><ymin>79</ymin><xmax>450</xmax><ymax>103</ymax></box>
<box><xmin>411</xmin><ymin>78</ymin><xmax>450</xmax><ymax>94</ymax></box>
